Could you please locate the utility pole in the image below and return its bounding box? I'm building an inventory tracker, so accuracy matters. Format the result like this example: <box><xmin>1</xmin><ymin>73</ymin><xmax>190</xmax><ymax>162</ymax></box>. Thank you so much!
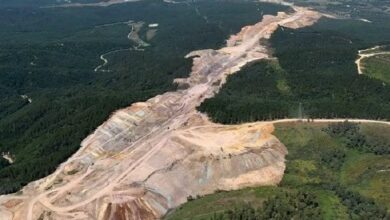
<box><xmin>298</xmin><ymin>102</ymin><xmax>303</xmax><ymax>120</ymax></box>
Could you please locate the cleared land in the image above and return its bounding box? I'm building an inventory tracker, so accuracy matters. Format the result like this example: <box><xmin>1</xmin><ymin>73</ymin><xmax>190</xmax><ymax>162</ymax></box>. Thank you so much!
<box><xmin>166</xmin><ymin>122</ymin><xmax>390</xmax><ymax>220</ymax></box>
<box><xmin>0</xmin><ymin>0</ymin><xmax>287</xmax><ymax>195</ymax></box>
<box><xmin>0</xmin><ymin>5</ymin><xmax>325</xmax><ymax>220</ymax></box>
<box><xmin>1</xmin><ymin>1</ymin><xmax>389</xmax><ymax>220</ymax></box>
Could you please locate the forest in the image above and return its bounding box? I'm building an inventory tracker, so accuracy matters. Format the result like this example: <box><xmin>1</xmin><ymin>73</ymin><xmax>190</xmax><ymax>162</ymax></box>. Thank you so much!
<box><xmin>199</xmin><ymin>13</ymin><xmax>390</xmax><ymax>123</ymax></box>
<box><xmin>0</xmin><ymin>0</ymin><xmax>106</xmax><ymax>7</ymax></box>
<box><xmin>292</xmin><ymin>0</ymin><xmax>390</xmax><ymax>18</ymax></box>
<box><xmin>0</xmin><ymin>0</ymin><xmax>289</xmax><ymax>193</ymax></box>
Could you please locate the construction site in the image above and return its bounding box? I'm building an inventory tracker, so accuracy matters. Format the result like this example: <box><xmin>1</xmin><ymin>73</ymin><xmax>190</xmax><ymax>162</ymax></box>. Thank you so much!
<box><xmin>0</xmin><ymin>5</ymin><xmax>329</xmax><ymax>219</ymax></box>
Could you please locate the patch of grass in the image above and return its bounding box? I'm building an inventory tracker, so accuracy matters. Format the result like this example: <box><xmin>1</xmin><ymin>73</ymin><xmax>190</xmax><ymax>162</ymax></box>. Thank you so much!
<box><xmin>278</xmin><ymin>123</ymin><xmax>390</xmax><ymax>216</ymax></box>
<box><xmin>313</xmin><ymin>189</ymin><xmax>349</xmax><ymax>220</ymax></box>
<box><xmin>341</xmin><ymin>153</ymin><xmax>390</xmax><ymax>210</ymax></box>
<box><xmin>283</xmin><ymin>160</ymin><xmax>321</xmax><ymax>185</ymax></box>
<box><xmin>165</xmin><ymin>186</ymin><xmax>281</xmax><ymax>220</ymax></box>
<box><xmin>360</xmin><ymin>123</ymin><xmax>390</xmax><ymax>144</ymax></box>
<box><xmin>362</xmin><ymin>54</ymin><xmax>390</xmax><ymax>84</ymax></box>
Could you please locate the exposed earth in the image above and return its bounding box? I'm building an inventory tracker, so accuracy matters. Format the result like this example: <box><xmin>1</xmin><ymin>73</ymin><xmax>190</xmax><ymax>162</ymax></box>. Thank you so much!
<box><xmin>0</xmin><ymin>4</ymin><xmax>326</xmax><ymax>220</ymax></box>
<box><xmin>0</xmin><ymin>1</ymin><xmax>388</xmax><ymax>220</ymax></box>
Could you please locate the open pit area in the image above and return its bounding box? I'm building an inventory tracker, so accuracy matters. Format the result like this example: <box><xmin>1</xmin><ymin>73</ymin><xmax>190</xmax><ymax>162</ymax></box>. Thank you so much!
<box><xmin>0</xmin><ymin>4</ymin><xmax>326</xmax><ymax>220</ymax></box>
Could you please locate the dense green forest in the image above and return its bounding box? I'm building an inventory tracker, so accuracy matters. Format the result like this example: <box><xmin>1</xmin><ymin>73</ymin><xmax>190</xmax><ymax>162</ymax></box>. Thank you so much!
<box><xmin>166</xmin><ymin>122</ymin><xmax>390</xmax><ymax>220</ymax></box>
<box><xmin>0</xmin><ymin>0</ymin><xmax>289</xmax><ymax>193</ymax></box>
<box><xmin>199</xmin><ymin>14</ymin><xmax>390</xmax><ymax>123</ymax></box>
<box><xmin>292</xmin><ymin>0</ymin><xmax>390</xmax><ymax>18</ymax></box>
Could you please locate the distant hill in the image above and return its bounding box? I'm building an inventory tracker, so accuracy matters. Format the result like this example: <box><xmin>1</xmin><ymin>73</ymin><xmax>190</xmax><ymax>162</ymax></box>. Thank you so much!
<box><xmin>0</xmin><ymin>0</ymin><xmax>107</xmax><ymax>7</ymax></box>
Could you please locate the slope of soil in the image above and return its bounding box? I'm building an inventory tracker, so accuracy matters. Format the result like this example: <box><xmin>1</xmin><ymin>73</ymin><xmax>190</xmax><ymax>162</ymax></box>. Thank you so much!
<box><xmin>165</xmin><ymin>122</ymin><xmax>390</xmax><ymax>220</ymax></box>
<box><xmin>0</xmin><ymin>0</ymin><xmax>288</xmax><ymax>194</ymax></box>
<box><xmin>0</xmin><ymin>5</ymin><xmax>324</xmax><ymax>220</ymax></box>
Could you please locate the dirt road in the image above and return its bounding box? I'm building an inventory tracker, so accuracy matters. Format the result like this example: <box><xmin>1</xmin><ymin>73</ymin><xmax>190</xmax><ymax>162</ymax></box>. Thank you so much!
<box><xmin>272</xmin><ymin>118</ymin><xmax>390</xmax><ymax>125</ymax></box>
<box><xmin>94</xmin><ymin>21</ymin><xmax>148</xmax><ymax>72</ymax></box>
<box><xmin>355</xmin><ymin>46</ymin><xmax>390</xmax><ymax>74</ymax></box>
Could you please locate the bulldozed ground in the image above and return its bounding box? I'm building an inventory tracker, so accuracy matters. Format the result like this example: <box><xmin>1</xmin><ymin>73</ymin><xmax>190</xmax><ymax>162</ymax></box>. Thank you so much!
<box><xmin>0</xmin><ymin>5</ymin><xmax>326</xmax><ymax>220</ymax></box>
<box><xmin>1</xmin><ymin>1</ymin><xmax>389</xmax><ymax>220</ymax></box>
<box><xmin>166</xmin><ymin>122</ymin><xmax>390</xmax><ymax>220</ymax></box>
<box><xmin>0</xmin><ymin>0</ymin><xmax>287</xmax><ymax>195</ymax></box>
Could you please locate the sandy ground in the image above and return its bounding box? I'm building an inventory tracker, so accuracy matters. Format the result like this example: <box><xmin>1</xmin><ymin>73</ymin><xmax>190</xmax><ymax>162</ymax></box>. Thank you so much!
<box><xmin>1</xmin><ymin>153</ymin><xmax>14</xmax><ymax>164</ymax></box>
<box><xmin>20</xmin><ymin>95</ymin><xmax>32</xmax><ymax>104</ymax></box>
<box><xmin>0</xmin><ymin>4</ymin><xmax>363</xmax><ymax>220</ymax></box>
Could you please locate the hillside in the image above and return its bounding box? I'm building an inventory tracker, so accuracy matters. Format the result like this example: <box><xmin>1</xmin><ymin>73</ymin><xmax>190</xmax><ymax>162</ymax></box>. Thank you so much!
<box><xmin>0</xmin><ymin>0</ymin><xmax>389</xmax><ymax>219</ymax></box>
<box><xmin>0</xmin><ymin>4</ymin><xmax>324</xmax><ymax>219</ymax></box>
<box><xmin>199</xmin><ymin>11</ymin><xmax>390</xmax><ymax>122</ymax></box>
<box><xmin>166</xmin><ymin>122</ymin><xmax>390</xmax><ymax>219</ymax></box>
<box><xmin>0</xmin><ymin>0</ymin><xmax>289</xmax><ymax>194</ymax></box>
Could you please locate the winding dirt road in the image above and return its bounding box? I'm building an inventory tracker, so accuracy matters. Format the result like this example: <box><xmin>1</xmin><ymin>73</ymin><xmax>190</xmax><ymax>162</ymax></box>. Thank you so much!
<box><xmin>94</xmin><ymin>21</ymin><xmax>148</xmax><ymax>72</ymax></box>
<box><xmin>355</xmin><ymin>46</ymin><xmax>390</xmax><ymax>74</ymax></box>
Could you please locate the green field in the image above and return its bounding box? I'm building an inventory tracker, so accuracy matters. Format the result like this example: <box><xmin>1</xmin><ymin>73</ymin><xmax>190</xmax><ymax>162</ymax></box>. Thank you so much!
<box><xmin>165</xmin><ymin>122</ymin><xmax>390</xmax><ymax>220</ymax></box>
<box><xmin>362</xmin><ymin>53</ymin><xmax>390</xmax><ymax>84</ymax></box>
